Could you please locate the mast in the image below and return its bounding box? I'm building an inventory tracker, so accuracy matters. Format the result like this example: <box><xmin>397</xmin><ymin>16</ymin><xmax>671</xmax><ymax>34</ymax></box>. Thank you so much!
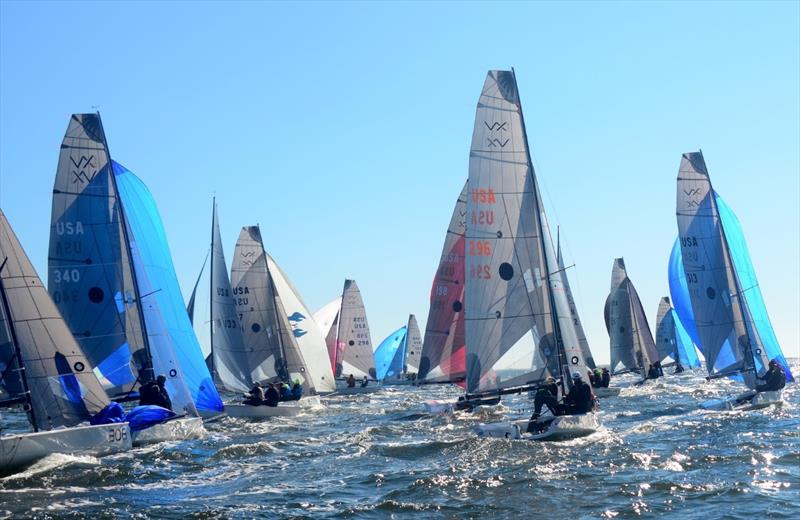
<box><xmin>208</xmin><ymin>197</ymin><xmax>217</xmax><ymax>381</ymax></box>
<box><xmin>97</xmin><ymin>112</ymin><xmax>155</xmax><ymax>383</ymax></box>
<box><xmin>257</xmin><ymin>230</ymin><xmax>291</xmax><ymax>381</ymax></box>
<box><xmin>511</xmin><ymin>68</ymin><xmax>570</xmax><ymax>394</ymax></box>
<box><xmin>0</xmin><ymin>258</ymin><xmax>38</xmax><ymax>432</ymax></box>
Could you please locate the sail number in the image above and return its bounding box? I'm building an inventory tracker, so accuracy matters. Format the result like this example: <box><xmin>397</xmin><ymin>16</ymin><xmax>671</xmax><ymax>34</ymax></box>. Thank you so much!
<box><xmin>52</xmin><ymin>269</ymin><xmax>80</xmax><ymax>283</ymax></box>
<box><xmin>470</xmin><ymin>265</ymin><xmax>491</xmax><ymax>279</ymax></box>
<box><xmin>469</xmin><ymin>241</ymin><xmax>491</xmax><ymax>256</ymax></box>
<box><xmin>471</xmin><ymin>189</ymin><xmax>496</xmax><ymax>204</ymax></box>
<box><xmin>107</xmin><ymin>426</ymin><xmax>128</xmax><ymax>444</ymax></box>
<box><xmin>685</xmin><ymin>272</ymin><xmax>699</xmax><ymax>284</ymax></box>
<box><xmin>471</xmin><ymin>210</ymin><xmax>494</xmax><ymax>226</ymax></box>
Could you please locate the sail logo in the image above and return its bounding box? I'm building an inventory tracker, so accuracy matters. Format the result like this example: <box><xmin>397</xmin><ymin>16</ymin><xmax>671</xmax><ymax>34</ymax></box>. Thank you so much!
<box><xmin>484</xmin><ymin>121</ymin><xmax>508</xmax><ymax>132</ymax></box>
<box><xmin>239</xmin><ymin>250</ymin><xmax>256</xmax><ymax>266</ymax></box>
<box><xmin>486</xmin><ymin>138</ymin><xmax>509</xmax><ymax>148</ymax></box>
<box><xmin>287</xmin><ymin>312</ymin><xmax>308</xmax><ymax>338</ymax></box>
<box><xmin>70</xmin><ymin>155</ymin><xmax>97</xmax><ymax>184</ymax></box>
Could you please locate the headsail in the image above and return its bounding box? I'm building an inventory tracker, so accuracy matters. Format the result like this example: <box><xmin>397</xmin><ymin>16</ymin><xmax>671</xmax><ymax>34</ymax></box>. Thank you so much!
<box><xmin>48</xmin><ymin>113</ymin><xmax>147</xmax><ymax>397</ymax></box>
<box><xmin>556</xmin><ymin>231</ymin><xmax>595</xmax><ymax>369</ymax></box>
<box><xmin>604</xmin><ymin>258</ymin><xmax>658</xmax><ymax>377</ymax></box>
<box><xmin>114</xmin><ymin>162</ymin><xmax>221</xmax><ymax>414</ymax></box>
<box><xmin>1</xmin><ymin>209</ymin><xmax>111</xmax><ymax>430</ymax></box>
<box><xmin>267</xmin><ymin>254</ymin><xmax>336</xmax><ymax>393</ymax></box>
<box><xmin>209</xmin><ymin>202</ymin><xmax>249</xmax><ymax>393</ymax></box>
<box><xmin>675</xmin><ymin>151</ymin><xmax>793</xmax><ymax>386</ymax></box>
<box><xmin>313</xmin><ymin>296</ymin><xmax>342</xmax><ymax>374</ymax></box>
<box><xmin>419</xmin><ymin>183</ymin><xmax>467</xmax><ymax>383</ymax></box>
<box><xmin>655</xmin><ymin>296</ymin><xmax>701</xmax><ymax>369</ymax></box>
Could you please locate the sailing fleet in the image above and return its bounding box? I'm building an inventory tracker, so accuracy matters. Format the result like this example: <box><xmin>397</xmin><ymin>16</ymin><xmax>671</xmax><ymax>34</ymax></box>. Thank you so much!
<box><xmin>0</xmin><ymin>69</ymin><xmax>794</xmax><ymax>473</ymax></box>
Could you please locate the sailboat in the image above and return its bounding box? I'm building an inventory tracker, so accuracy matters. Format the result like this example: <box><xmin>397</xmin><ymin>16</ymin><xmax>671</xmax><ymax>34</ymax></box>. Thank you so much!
<box><xmin>436</xmin><ymin>69</ymin><xmax>598</xmax><ymax>441</ymax></box>
<box><xmin>374</xmin><ymin>314</ymin><xmax>423</xmax><ymax>386</ymax></box>
<box><xmin>418</xmin><ymin>183</ymin><xmax>467</xmax><ymax>387</ymax></box>
<box><xmin>674</xmin><ymin>151</ymin><xmax>793</xmax><ymax>410</ymax></box>
<box><xmin>654</xmin><ymin>296</ymin><xmax>701</xmax><ymax>372</ymax></box>
<box><xmin>224</xmin><ymin>225</ymin><xmax>324</xmax><ymax>416</ymax></box>
<box><xmin>48</xmin><ymin>113</ymin><xmax>217</xmax><ymax>442</ymax></box>
<box><xmin>314</xmin><ymin>279</ymin><xmax>379</xmax><ymax>395</ymax></box>
<box><xmin>0</xmin><ymin>209</ymin><xmax>131</xmax><ymax>473</ymax></box>
<box><xmin>604</xmin><ymin>258</ymin><xmax>659</xmax><ymax>382</ymax></box>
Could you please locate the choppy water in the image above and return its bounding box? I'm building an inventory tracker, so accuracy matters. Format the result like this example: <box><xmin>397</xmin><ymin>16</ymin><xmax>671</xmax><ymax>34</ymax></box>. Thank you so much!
<box><xmin>1</xmin><ymin>361</ymin><xmax>798</xmax><ymax>519</ymax></box>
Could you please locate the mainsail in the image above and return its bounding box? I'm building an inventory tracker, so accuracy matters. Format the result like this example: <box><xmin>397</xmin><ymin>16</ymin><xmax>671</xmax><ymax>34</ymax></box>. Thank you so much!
<box><xmin>419</xmin><ymin>183</ymin><xmax>467</xmax><ymax>383</ymax></box>
<box><xmin>675</xmin><ymin>151</ymin><xmax>793</xmax><ymax>387</ymax></box>
<box><xmin>465</xmin><ymin>70</ymin><xmax>589</xmax><ymax>395</ymax></box>
<box><xmin>604</xmin><ymin>258</ymin><xmax>658</xmax><ymax>377</ymax></box>
<box><xmin>1</xmin><ymin>209</ymin><xmax>111</xmax><ymax>431</ymax></box>
<box><xmin>333</xmin><ymin>280</ymin><xmax>375</xmax><ymax>379</ymax></box>
<box><xmin>48</xmin><ymin>113</ymin><xmax>147</xmax><ymax>397</ymax></box>
<box><xmin>403</xmin><ymin>314</ymin><xmax>423</xmax><ymax>375</ymax></box>
<box><xmin>655</xmin><ymin>296</ymin><xmax>700</xmax><ymax>369</ymax></box>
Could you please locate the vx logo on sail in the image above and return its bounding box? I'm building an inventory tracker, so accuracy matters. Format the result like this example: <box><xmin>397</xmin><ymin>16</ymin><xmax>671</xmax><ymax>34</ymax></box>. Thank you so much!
<box><xmin>70</xmin><ymin>155</ymin><xmax>97</xmax><ymax>184</ymax></box>
<box><xmin>484</xmin><ymin>121</ymin><xmax>508</xmax><ymax>132</ymax></box>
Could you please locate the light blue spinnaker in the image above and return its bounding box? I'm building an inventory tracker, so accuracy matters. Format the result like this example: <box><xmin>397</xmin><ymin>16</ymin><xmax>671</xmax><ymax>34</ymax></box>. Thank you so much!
<box><xmin>374</xmin><ymin>326</ymin><xmax>407</xmax><ymax>381</ymax></box>
<box><xmin>114</xmin><ymin>162</ymin><xmax>224</xmax><ymax>414</ymax></box>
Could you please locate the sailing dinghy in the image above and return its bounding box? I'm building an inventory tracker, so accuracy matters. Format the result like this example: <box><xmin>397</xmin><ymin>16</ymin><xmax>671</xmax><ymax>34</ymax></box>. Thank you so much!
<box><xmin>224</xmin><ymin>225</ymin><xmax>324</xmax><ymax>417</ymax></box>
<box><xmin>674</xmin><ymin>151</ymin><xmax>793</xmax><ymax>410</ymax></box>
<box><xmin>441</xmin><ymin>69</ymin><xmax>598</xmax><ymax>441</ymax></box>
<box><xmin>48</xmin><ymin>113</ymin><xmax>215</xmax><ymax>443</ymax></box>
<box><xmin>314</xmin><ymin>280</ymin><xmax>380</xmax><ymax>395</ymax></box>
<box><xmin>0</xmin><ymin>209</ymin><xmax>131</xmax><ymax>473</ymax></box>
<box><xmin>604</xmin><ymin>258</ymin><xmax>659</xmax><ymax>384</ymax></box>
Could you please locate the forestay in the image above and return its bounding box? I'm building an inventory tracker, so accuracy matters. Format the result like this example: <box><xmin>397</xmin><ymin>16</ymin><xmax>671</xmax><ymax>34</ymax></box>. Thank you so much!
<box><xmin>115</xmin><ymin>162</ymin><xmax>221</xmax><ymax>414</ymax></box>
<box><xmin>675</xmin><ymin>151</ymin><xmax>793</xmax><ymax>386</ymax></box>
<box><xmin>48</xmin><ymin>113</ymin><xmax>147</xmax><ymax>397</ymax></box>
<box><xmin>604</xmin><ymin>258</ymin><xmax>658</xmax><ymax>376</ymax></box>
<box><xmin>1</xmin><ymin>209</ymin><xmax>111</xmax><ymax>430</ymax></box>
<box><xmin>419</xmin><ymin>183</ymin><xmax>467</xmax><ymax>383</ymax></box>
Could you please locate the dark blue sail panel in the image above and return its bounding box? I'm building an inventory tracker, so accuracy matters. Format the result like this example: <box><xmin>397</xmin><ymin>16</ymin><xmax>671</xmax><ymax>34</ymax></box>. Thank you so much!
<box><xmin>374</xmin><ymin>326</ymin><xmax>407</xmax><ymax>381</ymax></box>
<box><xmin>669</xmin><ymin>237</ymin><xmax>738</xmax><ymax>375</ymax></box>
<box><xmin>715</xmin><ymin>193</ymin><xmax>794</xmax><ymax>382</ymax></box>
<box><xmin>114</xmin><ymin>162</ymin><xmax>223</xmax><ymax>413</ymax></box>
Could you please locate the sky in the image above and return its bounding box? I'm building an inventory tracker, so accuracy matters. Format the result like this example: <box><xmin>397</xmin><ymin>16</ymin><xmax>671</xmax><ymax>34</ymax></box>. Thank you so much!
<box><xmin>0</xmin><ymin>1</ymin><xmax>798</xmax><ymax>366</ymax></box>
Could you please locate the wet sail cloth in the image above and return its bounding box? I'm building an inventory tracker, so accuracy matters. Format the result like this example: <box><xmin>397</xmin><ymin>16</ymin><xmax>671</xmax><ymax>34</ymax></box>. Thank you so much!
<box><xmin>604</xmin><ymin>258</ymin><xmax>658</xmax><ymax>377</ymax></box>
<box><xmin>1</xmin><ymin>209</ymin><xmax>111</xmax><ymax>430</ymax></box>
<box><xmin>419</xmin><ymin>183</ymin><xmax>467</xmax><ymax>383</ymax></box>
<box><xmin>114</xmin><ymin>162</ymin><xmax>221</xmax><ymax>414</ymax></box>
<box><xmin>48</xmin><ymin>113</ymin><xmax>147</xmax><ymax>397</ymax></box>
<box><xmin>675</xmin><ymin>151</ymin><xmax>793</xmax><ymax>387</ymax></box>
<box><xmin>465</xmin><ymin>70</ymin><xmax>589</xmax><ymax>394</ymax></box>
<box><xmin>655</xmin><ymin>297</ymin><xmax>700</xmax><ymax>369</ymax></box>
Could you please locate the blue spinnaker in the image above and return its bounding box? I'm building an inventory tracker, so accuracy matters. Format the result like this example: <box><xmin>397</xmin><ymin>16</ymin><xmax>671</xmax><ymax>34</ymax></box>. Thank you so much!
<box><xmin>671</xmin><ymin>308</ymin><xmax>700</xmax><ymax>369</ymax></box>
<box><xmin>715</xmin><ymin>193</ymin><xmax>794</xmax><ymax>382</ymax></box>
<box><xmin>114</xmin><ymin>162</ymin><xmax>224</xmax><ymax>414</ymax></box>
<box><xmin>126</xmin><ymin>405</ymin><xmax>176</xmax><ymax>432</ymax></box>
<box><xmin>90</xmin><ymin>402</ymin><xmax>126</xmax><ymax>425</ymax></box>
<box><xmin>374</xmin><ymin>326</ymin><xmax>407</xmax><ymax>381</ymax></box>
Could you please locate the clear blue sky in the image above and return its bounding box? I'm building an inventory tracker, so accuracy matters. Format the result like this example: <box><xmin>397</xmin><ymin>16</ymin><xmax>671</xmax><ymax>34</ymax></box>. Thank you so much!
<box><xmin>1</xmin><ymin>1</ymin><xmax>798</xmax><ymax>365</ymax></box>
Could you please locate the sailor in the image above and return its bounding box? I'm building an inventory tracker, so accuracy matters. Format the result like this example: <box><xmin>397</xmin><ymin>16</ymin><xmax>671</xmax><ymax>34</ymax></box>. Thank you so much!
<box><xmin>529</xmin><ymin>376</ymin><xmax>562</xmax><ymax>420</ymax></box>
<box><xmin>360</xmin><ymin>376</ymin><xmax>369</xmax><ymax>388</ymax></box>
<box><xmin>755</xmin><ymin>359</ymin><xmax>786</xmax><ymax>393</ymax></box>
<box><xmin>264</xmin><ymin>383</ymin><xmax>280</xmax><ymax>407</ymax></box>
<box><xmin>244</xmin><ymin>381</ymin><xmax>264</xmax><ymax>406</ymax></box>
<box><xmin>647</xmin><ymin>364</ymin><xmax>659</xmax><ymax>379</ymax></box>
<box><xmin>347</xmin><ymin>374</ymin><xmax>356</xmax><ymax>388</ymax></box>
<box><xmin>279</xmin><ymin>382</ymin><xmax>292</xmax><ymax>401</ymax></box>
<box><xmin>594</xmin><ymin>368</ymin><xmax>603</xmax><ymax>388</ymax></box>
<box><xmin>290</xmin><ymin>380</ymin><xmax>303</xmax><ymax>401</ymax></box>
<box><xmin>139</xmin><ymin>374</ymin><xmax>172</xmax><ymax>410</ymax></box>
<box><xmin>587</xmin><ymin>370</ymin><xmax>596</xmax><ymax>387</ymax></box>
<box><xmin>601</xmin><ymin>368</ymin><xmax>611</xmax><ymax>388</ymax></box>
<box><xmin>562</xmin><ymin>372</ymin><xmax>595</xmax><ymax>414</ymax></box>
<box><xmin>654</xmin><ymin>361</ymin><xmax>664</xmax><ymax>377</ymax></box>
<box><xmin>674</xmin><ymin>362</ymin><xmax>685</xmax><ymax>374</ymax></box>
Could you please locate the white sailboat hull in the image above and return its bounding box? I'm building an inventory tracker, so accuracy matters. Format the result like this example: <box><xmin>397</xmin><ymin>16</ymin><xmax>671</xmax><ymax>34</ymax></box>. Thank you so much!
<box><xmin>225</xmin><ymin>396</ymin><xmax>321</xmax><ymax>418</ymax></box>
<box><xmin>474</xmin><ymin>413</ymin><xmax>600</xmax><ymax>441</ymax></box>
<box><xmin>701</xmin><ymin>389</ymin><xmax>784</xmax><ymax>411</ymax></box>
<box><xmin>593</xmin><ymin>387</ymin><xmax>621</xmax><ymax>398</ymax></box>
<box><xmin>131</xmin><ymin>417</ymin><xmax>206</xmax><ymax>446</ymax></box>
<box><xmin>0</xmin><ymin>422</ymin><xmax>131</xmax><ymax>474</ymax></box>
